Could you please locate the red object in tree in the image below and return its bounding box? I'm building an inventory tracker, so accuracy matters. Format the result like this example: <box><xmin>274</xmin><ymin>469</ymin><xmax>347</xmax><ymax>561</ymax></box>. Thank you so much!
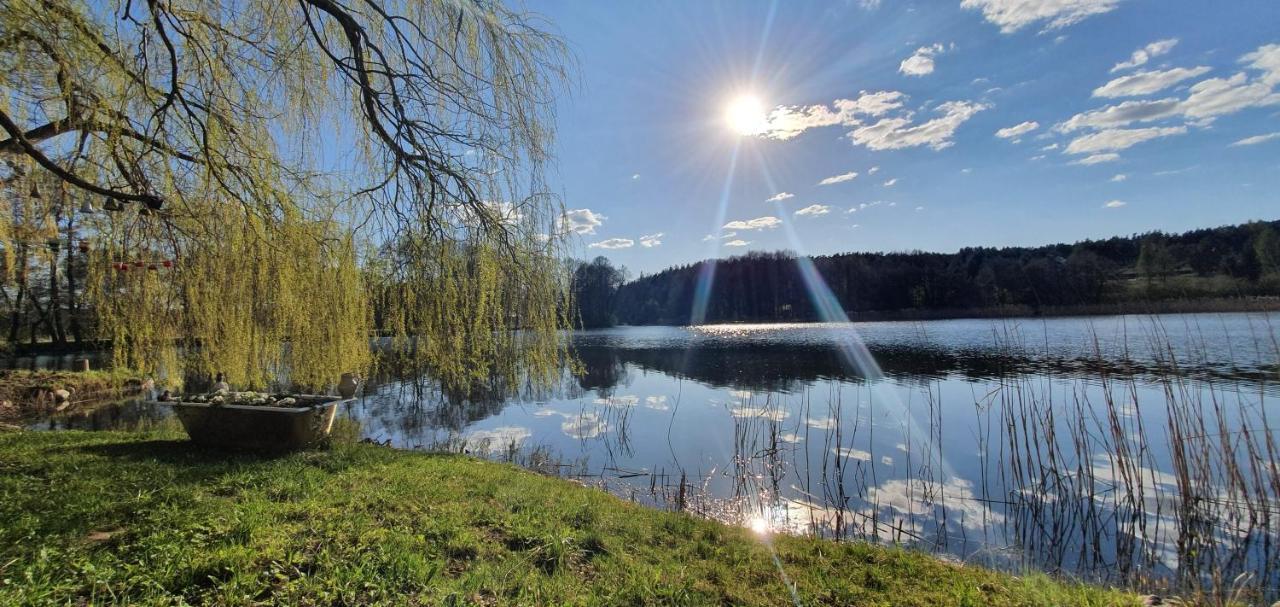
<box><xmin>118</xmin><ymin>264</ymin><xmax>129</xmax><ymax>272</ymax></box>
<box><xmin>162</xmin><ymin>260</ymin><xmax>174</xmax><ymax>268</ymax></box>
<box><xmin>148</xmin><ymin>264</ymin><xmax>158</xmax><ymax>271</ymax></box>
<box><xmin>133</xmin><ymin>260</ymin><xmax>144</xmax><ymax>268</ymax></box>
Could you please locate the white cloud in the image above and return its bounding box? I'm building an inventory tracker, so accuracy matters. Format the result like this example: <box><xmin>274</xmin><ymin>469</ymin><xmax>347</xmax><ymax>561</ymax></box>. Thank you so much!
<box><xmin>1110</xmin><ymin>173</ymin><xmax>1127</xmax><ymax>182</ymax></box>
<box><xmin>961</xmin><ymin>0</ymin><xmax>1121</xmax><ymax>33</ymax></box>
<box><xmin>818</xmin><ymin>171</ymin><xmax>858</xmax><ymax>185</ymax></box>
<box><xmin>1040</xmin><ymin>143</ymin><xmax>1060</xmax><ymax>151</ymax></box>
<box><xmin>849</xmin><ymin>100</ymin><xmax>990</xmax><ymax>151</ymax></box>
<box><xmin>766</xmin><ymin>192</ymin><xmax>794</xmax><ymax>202</ymax></box>
<box><xmin>1178</xmin><ymin>72</ymin><xmax>1280</xmax><ymax>120</ymax></box>
<box><xmin>563</xmin><ymin>208</ymin><xmax>605</xmax><ymax>235</ymax></box>
<box><xmin>723</xmin><ymin>216</ymin><xmax>782</xmax><ymax>231</ymax></box>
<box><xmin>914</xmin><ymin>206</ymin><xmax>925</xmax><ymax>211</ymax></box>
<box><xmin>1064</xmin><ymin>126</ymin><xmax>1186</xmax><ymax>155</ymax></box>
<box><xmin>1230</xmin><ymin>132</ymin><xmax>1280</xmax><ymax>146</ymax></box>
<box><xmin>995</xmin><ymin>120</ymin><xmax>1039</xmax><ymax>139</ymax></box>
<box><xmin>588</xmin><ymin>238</ymin><xmax>634</xmax><ymax>249</ymax></box>
<box><xmin>703</xmin><ymin>231</ymin><xmax>738</xmax><ymax>242</ymax></box>
<box><xmin>847</xmin><ymin>201</ymin><xmax>889</xmax><ymax>213</ymax></box>
<box><xmin>1054</xmin><ymin>98</ymin><xmax>1181</xmax><ymax>132</ymax></box>
<box><xmin>882</xmin><ymin>178</ymin><xmax>898</xmax><ymax>187</ymax></box>
<box><xmin>761</xmin><ymin>91</ymin><xmax>906</xmax><ymax>140</ymax></box>
<box><xmin>760</xmin><ymin>92</ymin><xmax>987</xmax><ymax>151</ymax></box>
<box><xmin>795</xmin><ymin>204</ymin><xmax>832</xmax><ymax>217</ymax></box>
<box><xmin>1093</xmin><ymin>66</ymin><xmax>1212</xmax><ymax>98</ymax></box>
<box><xmin>868</xmin><ymin>166</ymin><xmax>880</xmax><ymax>174</ymax></box>
<box><xmin>1056</xmin><ymin>45</ymin><xmax>1280</xmax><ymax>136</ymax></box>
<box><xmin>1241</xmin><ymin>43</ymin><xmax>1280</xmax><ymax>85</ymax></box>
<box><xmin>1071</xmin><ymin>153</ymin><xmax>1120</xmax><ymax>165</ymax></box>
<box><xmin>1103</xmin><ymin>200</ymin><xmax>1127</xmax><ymax>208</ymax></box>
<box><xmin>899</xmin><ymin>43</ymin><xmax>947</xmax><ymax>77</ymax></box>
<box><xmin>639</xmin><ymin>233</ymin><xmax>663</xmax><ymax>248</ymax></box>
<box><xmin>1112</xmin><ymin>38</ymin><xmax>1179</xmax><ymax>72</ymax></box>
<box><xmin>631</xmin><ymin>173</ymin><xmax>640</xmax><ymax>180</ymax></box>
<box><xmin>724</xmin><ymin>239</ymin><xmax>750</xmax><ymax>248</ymax></box>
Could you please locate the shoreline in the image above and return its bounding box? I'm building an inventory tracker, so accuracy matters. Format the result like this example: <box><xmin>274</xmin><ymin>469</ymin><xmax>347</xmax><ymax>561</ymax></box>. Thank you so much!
<box><xmin>606</xmin><ymin>296</ymin><xmax>1280</xmax><ymax>327</ymax></box>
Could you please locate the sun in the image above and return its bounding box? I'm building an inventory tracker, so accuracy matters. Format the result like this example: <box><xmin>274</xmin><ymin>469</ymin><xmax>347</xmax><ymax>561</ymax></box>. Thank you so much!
<box><xmin>725</xmin><ymin>94</ymin><xmax>768</xmax><ymax>136</ymax></box>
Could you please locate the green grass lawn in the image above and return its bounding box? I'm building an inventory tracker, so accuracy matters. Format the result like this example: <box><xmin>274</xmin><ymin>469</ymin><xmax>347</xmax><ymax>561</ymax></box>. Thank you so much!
<box><xmin>0</xmin><ymin>429</ymin><xmax>1139</xmax><ymax>606</ymax></box>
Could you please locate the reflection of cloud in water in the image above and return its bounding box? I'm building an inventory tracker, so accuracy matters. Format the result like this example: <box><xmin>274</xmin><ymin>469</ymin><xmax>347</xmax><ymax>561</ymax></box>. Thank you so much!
<box><xmin>533</xmin><ymin>408</ymin><xmax>561</xmax><ymax>417</ymax></box>
<box><xmin>729</xmin><ymin>390</ymin><xmax>753</xmax><ymax>399</ymax></box>
<box><xmin>1089</xmin><ymin>454</ymin><xmax>1179</xmax><ymax>488</ymax></box>
<box><xmin>643</xmin><ymin>395</ymin><xmax>669</xmax><ymax>410</ymax></box>
<box><xmin>730</xmin><ymin>407</ymin><xmax>788</xmax><ymax>421</ymax></box>
<box><xmin>867</xmin><ymin>477</ymin><xmax>1003</xmax><ymax>530</ymax></box>
<box><xmin>779</xmin><ymin>432</ymin><xmax>804</xmax><ymax>443</ymax></box>
<box><xmin>807</xmin><ymin>417</ymin><xmax>837</xmax><ymax>430</ymax></box>
<box><xmin>462</xmin><ymin>426</ymin><xmax>531</xmax><ymax>454</ymax></box>
<box><xmin>563</xmin><ymin>412</ymin><xmax>609</xmax><ymax>439</ymax></box>
<box><xmin>881</xmin><ymin>455</ymin><xmax>894</xmax><ymax>466</ymax></box>
<box><xmin>775</xmin><ymin>499</ymin><xmax>926</xmax><ymax>544</ymax></box>
<box><xmin>593</xmin><ymin>395</ymin><xmax>639</xmax><ymax>407</ymax></box>
<box><xmin>832</xmin><ymin>446</ymin><xmax>872</xmax><ymax>461</ymax></box>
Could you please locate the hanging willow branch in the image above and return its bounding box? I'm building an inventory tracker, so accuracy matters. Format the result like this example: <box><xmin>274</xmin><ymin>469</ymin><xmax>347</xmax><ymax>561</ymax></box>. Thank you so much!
<box><xmin>0</xmin><ymin>0</ymin><xmax>575</xmax><ymax>389</ymax></box>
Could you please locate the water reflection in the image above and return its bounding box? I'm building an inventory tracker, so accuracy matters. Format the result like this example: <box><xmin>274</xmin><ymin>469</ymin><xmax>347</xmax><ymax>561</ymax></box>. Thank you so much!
<box><xmin>28</xmin><ymin>312</ymin><xmax>1280</xmax><ymax>602</ymax></box>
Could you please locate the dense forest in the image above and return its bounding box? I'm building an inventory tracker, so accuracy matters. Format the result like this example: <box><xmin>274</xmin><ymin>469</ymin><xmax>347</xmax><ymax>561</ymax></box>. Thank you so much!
<box><xmin>572</xmin><ymin>220</ymin><xmax>1280</xmax><ymax>327</ymax></box>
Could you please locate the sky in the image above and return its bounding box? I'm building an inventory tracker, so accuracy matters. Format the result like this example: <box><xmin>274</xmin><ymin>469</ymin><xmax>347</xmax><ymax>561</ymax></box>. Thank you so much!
<box><xmin>525</xmin><ymin>0</ymin><xmax>1280</xmax><ymax>276</ymax></box>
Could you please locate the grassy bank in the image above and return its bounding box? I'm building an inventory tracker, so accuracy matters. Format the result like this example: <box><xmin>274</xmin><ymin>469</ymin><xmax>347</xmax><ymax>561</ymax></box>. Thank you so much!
<box><xmin>0</xmin><ymin>431</ymin><xmax>1138</xmax><ymax>606</ymax></box>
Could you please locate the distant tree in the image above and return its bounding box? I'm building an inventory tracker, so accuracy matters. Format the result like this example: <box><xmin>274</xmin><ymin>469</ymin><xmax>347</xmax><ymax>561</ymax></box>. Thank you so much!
<box><xmin>1066</xmin><ymin>248</ymin><xmax>1115</xmax><ymax>304</ymax></box>
<box><xmin>1253</xmin><ymin>224</ymin><xmax>1280</xmax><ymax>276</ymax></box>
<box><xmin>572</xmin><ymin>257</ymin><xmax>625</xmax><ymax>329</ymax></box>
<box><xmin>1136</xmin><ymin>237</ymin><xmax>1176</xmax><ymax>284</ymax></box>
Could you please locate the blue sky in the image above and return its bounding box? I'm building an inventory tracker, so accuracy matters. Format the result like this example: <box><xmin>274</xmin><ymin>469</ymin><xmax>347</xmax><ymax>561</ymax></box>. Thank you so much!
<box><xmin>529</xmin><ymin>0</ymin><xmax>1280</xmax><ymax>275</ymax></box>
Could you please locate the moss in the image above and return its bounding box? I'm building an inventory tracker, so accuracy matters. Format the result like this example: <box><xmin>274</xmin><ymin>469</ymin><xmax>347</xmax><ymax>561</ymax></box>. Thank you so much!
<box><xmin>0</xmin><ymin>430</ymin><xmax>1141</xmax><ymax>606</ymax></box>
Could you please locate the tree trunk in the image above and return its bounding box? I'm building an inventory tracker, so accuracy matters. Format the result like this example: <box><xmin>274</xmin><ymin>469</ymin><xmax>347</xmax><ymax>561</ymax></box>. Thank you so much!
<box><xmin>49</xmin><ymin>247</ymin><xmax>66</xmax><ymax>346</ymax></box>
<box><xmin>8</xmin><ymin>245</ymin><xmax>27</xmax><ymax>344</ymax></box>
<box><xmin>64</xmin><ymin>211</ymin><xmax>82</xmax><ymax>343</ymax></box>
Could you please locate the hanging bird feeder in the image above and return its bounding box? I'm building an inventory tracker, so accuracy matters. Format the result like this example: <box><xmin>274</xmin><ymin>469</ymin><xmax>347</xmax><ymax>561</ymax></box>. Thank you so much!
<box><xmin>162</xmin><ymin>260</ymin><xmax>174</xmax><ymax>268</ymax></box>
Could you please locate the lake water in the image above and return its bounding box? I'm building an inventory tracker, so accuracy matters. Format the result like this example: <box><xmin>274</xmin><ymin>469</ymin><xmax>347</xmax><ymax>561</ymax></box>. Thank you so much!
<box><xmin>33</xmin><ymin>312</ymin><xmax>1280</xmax><ymax>600</ymax></box>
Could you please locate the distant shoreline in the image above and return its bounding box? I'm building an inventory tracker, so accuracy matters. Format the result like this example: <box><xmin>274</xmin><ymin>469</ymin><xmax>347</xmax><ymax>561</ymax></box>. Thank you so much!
<box><xmin>609</xmin><ymin>296</ymin><xmax>1280</xmax><ymax>327</ymax></box>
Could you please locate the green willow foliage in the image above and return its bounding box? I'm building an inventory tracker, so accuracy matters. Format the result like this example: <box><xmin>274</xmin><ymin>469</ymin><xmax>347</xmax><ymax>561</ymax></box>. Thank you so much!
<box><xmin>1</xmin><ymin>0</ymin><xmax>573</xmax><ymax>390</ymax></box>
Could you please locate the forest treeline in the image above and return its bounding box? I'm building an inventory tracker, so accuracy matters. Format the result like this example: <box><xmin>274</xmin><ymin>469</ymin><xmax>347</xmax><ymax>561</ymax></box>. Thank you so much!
<box><xmin>572</xmin><ymin>220</ymin><xmax>1280</xmax><ymax>327</ymax></box>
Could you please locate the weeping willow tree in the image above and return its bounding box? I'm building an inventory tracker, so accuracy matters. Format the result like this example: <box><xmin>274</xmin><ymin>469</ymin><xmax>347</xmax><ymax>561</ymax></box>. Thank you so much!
<box><xmin>0</xmin><ymin>0</ymin><xmax>573</xmax><ymax>390</ymax></box>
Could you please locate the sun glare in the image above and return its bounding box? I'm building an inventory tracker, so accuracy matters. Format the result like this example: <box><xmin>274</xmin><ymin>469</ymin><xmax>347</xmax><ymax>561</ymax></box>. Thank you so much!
<box><xmin>725</xmin><ymin>94</ymin><xmax>768</xmax><ymax>136</ymax></box>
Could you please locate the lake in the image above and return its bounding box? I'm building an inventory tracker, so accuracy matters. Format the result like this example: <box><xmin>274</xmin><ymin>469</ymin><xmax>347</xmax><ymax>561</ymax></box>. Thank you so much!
<box><xmin>33</xmin><ymin>312</ymin><xmax>1280</xmax><ymax>600</ymax></box>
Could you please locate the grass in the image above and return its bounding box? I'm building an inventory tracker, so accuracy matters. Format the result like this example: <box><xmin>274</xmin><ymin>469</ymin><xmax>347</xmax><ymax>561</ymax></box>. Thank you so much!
<box><xmin>0</xmin><ymin>430</ymin><xmax>1139</xmax><ymax>606</ymax></box>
